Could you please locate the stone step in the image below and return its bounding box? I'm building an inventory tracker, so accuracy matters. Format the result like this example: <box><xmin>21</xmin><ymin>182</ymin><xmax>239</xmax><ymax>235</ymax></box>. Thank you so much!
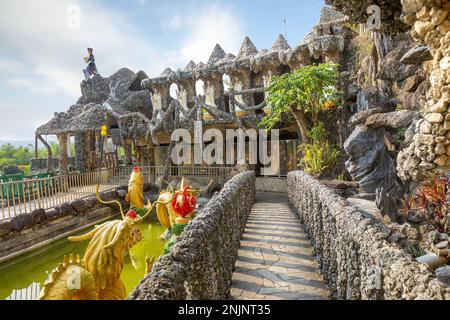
<box><xmin>230</xmin><ymin>192</ymin><xmax>329</xmax><ymax>300</ymax></box>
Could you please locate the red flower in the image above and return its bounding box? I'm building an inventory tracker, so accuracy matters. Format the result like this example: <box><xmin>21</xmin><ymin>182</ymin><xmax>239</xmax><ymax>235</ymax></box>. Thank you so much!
<box><xmin>127</xmin><ymin>210</ymin><xmax>137</xmax><ymax>219</ymax></box>
<box><xmin>171</xmin><ymin>187</ymin><xmax>197</xmax><ymax>217</ymax></box>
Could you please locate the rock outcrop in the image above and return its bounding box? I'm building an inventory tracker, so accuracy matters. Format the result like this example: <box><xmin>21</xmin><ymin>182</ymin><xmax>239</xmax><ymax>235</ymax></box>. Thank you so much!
<box><xmin>396</xmin><ymin>0</ymin><xmax>450</xmax><ymax>181</ymax></box>
<box><xmin>344</xmin><ymin>125</ymin><xmax>398</xmax><ymax>194</ymax></box>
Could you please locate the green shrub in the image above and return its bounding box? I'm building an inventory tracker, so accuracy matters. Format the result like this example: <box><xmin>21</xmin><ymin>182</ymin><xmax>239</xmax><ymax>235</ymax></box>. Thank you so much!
<box><xmin>2</xmin><ymin>163</ymin><xmax>23</xmax><ymax>175</ymax></box>
<box><xmin>298</xmin><ymin>142</ymin><xmax>340</xmax><ymax>175</ymax></box>
<box><xmin>297</xmin><ymin>123</ymin><xmax>340</xmax><ymax>175</ymax></box>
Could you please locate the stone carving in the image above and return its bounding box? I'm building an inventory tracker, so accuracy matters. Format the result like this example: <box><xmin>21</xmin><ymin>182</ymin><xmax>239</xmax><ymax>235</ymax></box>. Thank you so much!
<box><xmin>344</xmin><ymin>125</ymin><xmax>398</xmax><ymax>194</ymax></box>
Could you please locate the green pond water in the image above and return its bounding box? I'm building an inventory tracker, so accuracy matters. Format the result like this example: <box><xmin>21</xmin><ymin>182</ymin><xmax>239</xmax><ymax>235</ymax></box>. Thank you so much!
<box><xmin>0</xmin><ymin>218</ymin><xmax>166</xmax><ymax>300</ymax></box>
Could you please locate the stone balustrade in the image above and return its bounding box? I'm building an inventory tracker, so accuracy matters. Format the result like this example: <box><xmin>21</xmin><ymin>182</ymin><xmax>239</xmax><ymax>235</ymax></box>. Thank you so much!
<box><xmin>129</xmin><ymin>171</ymin><xmax>256</xmax><ymax>300</ymax></box>
<box><xmin>287</xmin><ymin>170</ymin><xmax>450</xmax><ymax>300</ymax></box>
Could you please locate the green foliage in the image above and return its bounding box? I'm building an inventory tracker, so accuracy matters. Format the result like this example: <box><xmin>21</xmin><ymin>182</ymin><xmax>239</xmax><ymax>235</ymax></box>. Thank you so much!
<box><xmin>298</xmin><ymin>142</ymin><xmax>340</xmax><ymax>175</ymax></box>
<box><xmin>37</xmin><ymin>142</ymin><xmax>60</xmax><ymax>158</ymax></box>
<box><xmin>343</xmin><ymin>21</ymin><xmax>359</xmax><ymax>33</ymax></box>
<box><xmin>297</xmin><ymin>123</ymin><xmax>340</xmax><ymax>175</ymax></box>
<box><xmin>407</xmin><ymin>244</ymin><xmax>426</xmax><ymax>258</ymax></box>
<box><xmin>2</xmin><ymin>163</ymin><xmax>22</xmax><ymax>175</ymax></box>
<box><xmin>306</xmin><ymin>122</ymin><xmax>328</xmax><ymax>144</ymax></box>
<box><xmin>0</xmin><ymin>142</ymin><xmax>61</xmax><ymax>175</ymax></box>
<box><xmin>0</xmin><ymin>144</ymin><xmax>33</xmax><ymax>165</ymax></box>
<box><xmin>260</xmin><ymin>63</ymin><xmax>342</xmax><ymax>130</ymax></box>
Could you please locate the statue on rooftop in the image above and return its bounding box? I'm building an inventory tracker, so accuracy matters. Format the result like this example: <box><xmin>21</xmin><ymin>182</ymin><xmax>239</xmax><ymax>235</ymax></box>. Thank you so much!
<box><xmin>83</xmin><ymin>47</ymin><xmax>99</xmax><ymax>80</ymax></box>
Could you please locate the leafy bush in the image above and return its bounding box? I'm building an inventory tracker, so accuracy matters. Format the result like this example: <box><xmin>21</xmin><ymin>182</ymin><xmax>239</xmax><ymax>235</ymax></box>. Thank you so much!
<box><xmin>2</xmin><ymin>163</ymin><xmax>23</xmax><ymax>175</ymax></box>
<box><xmin>401</xmin><ymin>177</ymin><xmax>450</xmax><ymax>233</ymax></box>
<box><xmin>297</xmin><ymin>123</ymin><xmax>340</xmax><ymax>175</ymax></box>
<box><xmin>298</xmin><ymin>142</ymin><xmax>340</xmax><ymax>175</ymax></box>
<box><xmin>416</xmin><ymin>177</ymin><xmax>450</xmax><ymax>233</ymax></box>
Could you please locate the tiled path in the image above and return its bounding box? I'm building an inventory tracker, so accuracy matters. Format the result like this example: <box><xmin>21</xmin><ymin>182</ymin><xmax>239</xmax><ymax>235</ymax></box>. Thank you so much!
<box><xmin>230</xmin><ymin>192</ymin><xmax>329</xmax><ymax>300</ymax></box>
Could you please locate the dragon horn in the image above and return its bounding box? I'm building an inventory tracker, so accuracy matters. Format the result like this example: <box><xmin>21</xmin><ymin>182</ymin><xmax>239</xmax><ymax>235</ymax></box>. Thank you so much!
<box><xmin>134</xmin><ymin>199</ymin><xmax>172</xmax><ymax>224</ymax></box>
<box><xmin>161</xmin><ymin>179</ymin><xmax>174</xmax><ymax>193</ymax></box>
<box><xmin>191</xmin><ymin>180</ymin><xmax>214</xmax><ymax>194</ymax></box>
<box><xmin>95</xmin><ymin>185</ymin><xmax>126</xmax><ymax>220</ymax></box>
<box><xmin>180</xmin><ymin>178</ymin><xmax>186</xmax><ymax>189</ymax></box>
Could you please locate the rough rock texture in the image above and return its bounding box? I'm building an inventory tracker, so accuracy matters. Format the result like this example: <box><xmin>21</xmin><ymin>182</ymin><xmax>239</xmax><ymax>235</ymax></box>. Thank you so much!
<box><xmin>344</xmin><ymin>125</ymin><xmax>398</xmax><ymax>193</ymax></box>
<box><xmin>129</xmin><ymin>171</ymin><xmax>256</xmax><ymax>300</ymax></box>
<box><xmin>349</xmin><ymin>107</ymin><xmax>385</xmax><ymax>126</ymax></box>
<box><xmin>365</xmin><ymin>110</ymin><xmax>420</xmax><ymax>128</ymax></box>
<box><xmin>30</xmin><ymin>209</ymin><xmax>46</xmax><ymax>224</ymax></box>
<box><xmin>0</xmin><ymin>220</ymin><xmax>12</xmax><ymax>237</ymax></box>
<box><xmin>400</xmin><ymin>45</ymin><xmax>433</xmax><ymax>65</ymax></box>
<box><xmin>397</xmin><ymin>0</ymin><xmax>450</xmax><ymax>181</ymax></box>
<box><xmin>325</xmin><ymin>0</ymin><xmax>408</xmax><ymax>34</ymax></box>
<box><xmin>288</xmin><ymin>171</ymin><xmax>450</xmax><ymax>300</ymax></box>
<box><xmin>36</xmin><ymin>68</ymin><xmax>152</xmax><ymax>136</ymax></box>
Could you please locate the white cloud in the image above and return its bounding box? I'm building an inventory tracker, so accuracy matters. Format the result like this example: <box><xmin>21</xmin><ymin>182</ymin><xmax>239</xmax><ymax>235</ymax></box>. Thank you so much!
<box><xmin>0</xmin><ymin>0</ymin><xmax>245</xmax><ymax>139</ymax></box>
<box><xmin>0</xmin><ymin>0</ymin><xmax>166</xmax><ymax>98</ymax></box>
<box><xmin>6</xmin><ymin>79</ymin><xmax>55</xmax><ymax>94</ymax></box>
<box><xmin>178</xmin><ymin>5</ymin><xmax>244</xmax><ymax>64</ymax></box>
<box><xmin>0</xmin><ymin>57</ymin><xmax>25</xmax><ymax>73</ymax></box>
<box><xmin>163</xmin><ymin>16</ymin><xmax>182</xmax><ymax>31</ymax></box>
<box><xmin>0</xmin><ymin>105</ymin><xmax>52</xmax><ymax>140</ymax></box>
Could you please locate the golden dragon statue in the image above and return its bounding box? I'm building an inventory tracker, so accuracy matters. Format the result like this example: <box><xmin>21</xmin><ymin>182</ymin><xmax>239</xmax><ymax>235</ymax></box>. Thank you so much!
<box><xmin>156</xmin><ymin>178</ymin><xmax>212</xmax><ymax>253</ymax></box>
<box><xmin>38</xmin><ymin>167</ymin><xmax>167</xmax><ymax>300</ymax></box>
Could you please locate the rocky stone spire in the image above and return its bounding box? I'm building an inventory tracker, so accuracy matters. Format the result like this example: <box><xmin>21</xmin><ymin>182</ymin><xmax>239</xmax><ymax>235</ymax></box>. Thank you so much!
<box><xmin>271</xmin><ymin>34</ymin><xmax>291</xmax><ymax>51</ymax></box>
<box><xmin>237</xmin><ymin>36</ymin><xmax>258</xmax><ymax>59</ymax></box>
<box><xmin>184</xmin><ymin>60</ymin><xmax>197</xmax><ymax>72</ymax></box>
<box><xmin>160</xmin><ymin>67</ymin><xmax>174</xmax><ymax>77</ymax></box>
<box><xmin>196</xmin><ymin>62</ymin><xmax>206</xmax><ymax>69</ymax></box>
<box><xmin>207</xmin><ymin>44</ymin><xmax>226</xmax><ymax>66</ymax></box>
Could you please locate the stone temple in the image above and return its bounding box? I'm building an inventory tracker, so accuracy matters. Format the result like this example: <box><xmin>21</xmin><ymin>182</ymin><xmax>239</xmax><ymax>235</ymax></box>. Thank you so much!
<box><xmin>35</xmin><ymin>8</ymin><xmax>348</xmax><ymax>177</ymax></box>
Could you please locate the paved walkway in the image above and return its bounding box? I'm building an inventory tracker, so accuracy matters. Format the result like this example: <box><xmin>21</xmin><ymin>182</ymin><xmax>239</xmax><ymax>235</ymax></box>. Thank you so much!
<box><xmin>230</xmin><ymin>192</ymin><xmax>329</xmax><ymax>300</ymax></box>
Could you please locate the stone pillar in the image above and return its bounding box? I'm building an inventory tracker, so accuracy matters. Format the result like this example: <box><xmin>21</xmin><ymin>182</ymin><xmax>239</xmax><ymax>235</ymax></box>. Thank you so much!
<box><xmin>203</xmin><ymin>72</ymin><xmax>226</xmax><ymax>111</ymax></box>
<box><xmin>124</xmin><ymin>140</ymin><xmax>133</xmax><ymax>165</ymax></box>
<box><xmin>74</xmin><ymin>133</ymin><xmax>86</xmax><ymax>172</ymax></box>
<box><xmin>230</xmin><ymin>70</ymin><xmax>254</xmax><ymax>108</ymax></box>
<box><xmin>178</xmin><ymin>79</ymin><xmax>196</xmax><ymax>110</ymax></box>
<box><xmin>57</xmin><ymin>133</ymin><xmax>68</xmax><ymax>175</ymax></box>
<box><xmin>150</xmin><ymin>84</ymin><xmax>171</xmax><ymax>116</ymax></box>
<box><xmin>83</xmin><ymin>132</ymin><xmax>95</xmax><ymax>171</ymax></box>
<box><xmin>397</xmin><ymin>0</ymin><xmax>450</xmax><ymax>181</ymax></box>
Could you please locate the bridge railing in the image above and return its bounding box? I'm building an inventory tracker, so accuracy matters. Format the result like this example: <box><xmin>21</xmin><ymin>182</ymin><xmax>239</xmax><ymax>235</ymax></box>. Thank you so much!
<box><xmin>0</xmin><ymin>165</ymin><xmax>233</xmax><ymax>220</ymax></box>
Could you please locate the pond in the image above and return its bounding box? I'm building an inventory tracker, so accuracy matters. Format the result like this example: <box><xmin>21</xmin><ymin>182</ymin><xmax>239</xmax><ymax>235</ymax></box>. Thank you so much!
<box><xmin>0</xmin><ymin>218</ymin><xmax>166</xmax><ymax>300</ymax></box>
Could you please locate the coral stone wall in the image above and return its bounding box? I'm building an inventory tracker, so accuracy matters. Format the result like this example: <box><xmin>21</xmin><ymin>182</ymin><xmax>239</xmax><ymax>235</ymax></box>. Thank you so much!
<box><xmin>397</xmin><ymin>0</ymin><xmax>450</xmax><ymax>181</ymax></box>
<box><xmin>129</xmin><ymin>171</ymin><xmax>256</xmax><ymax>300</ymax></box>
<box><xmin>287</xmin><ymin>171</ymin><xmax>450</xmax><ymax>299</ymax></box>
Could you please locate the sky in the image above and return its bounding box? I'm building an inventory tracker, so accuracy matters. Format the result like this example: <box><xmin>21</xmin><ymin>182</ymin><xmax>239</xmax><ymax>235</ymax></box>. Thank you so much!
<box><xmin>0</xmin><ymin>0</ymin><xmax>325</xmax><ymax>141</ymax></box>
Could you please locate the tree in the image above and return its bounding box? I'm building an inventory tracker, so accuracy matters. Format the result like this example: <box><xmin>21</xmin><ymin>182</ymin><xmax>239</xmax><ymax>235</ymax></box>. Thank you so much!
<box><xmin>260</xmin><ymin>63</ymin><xmax>341</xmax><ymax>143</ymax></box>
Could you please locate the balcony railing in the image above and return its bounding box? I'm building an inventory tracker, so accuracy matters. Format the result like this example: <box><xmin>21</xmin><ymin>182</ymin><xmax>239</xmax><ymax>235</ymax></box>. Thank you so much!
<box><xmin>0</xmin><ymin>165</ymin><xmax>233</xmax><ymax>220</ymax></box>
